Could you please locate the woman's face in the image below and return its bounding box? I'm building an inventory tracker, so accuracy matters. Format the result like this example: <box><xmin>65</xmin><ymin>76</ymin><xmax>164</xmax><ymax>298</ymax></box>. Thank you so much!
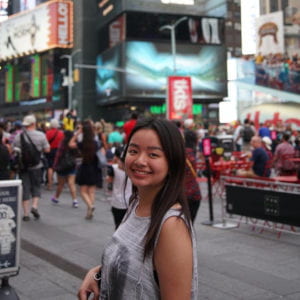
<box><xmin>125</xmin><ymin>129</ymin><xmax>169</xmax><ymax>193</ymax></box>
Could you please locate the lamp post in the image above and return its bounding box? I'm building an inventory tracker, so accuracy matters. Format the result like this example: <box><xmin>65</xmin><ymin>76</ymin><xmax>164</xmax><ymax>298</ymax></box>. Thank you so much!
<box><xmin>159</xmin><ymin>16</ymin><xmax>188</xmax><ymax>73</ymax></box>
<box><xmin>60</xmin><ymin>49</ymin><xmax>82</xmax><ymax>110</ymax></box>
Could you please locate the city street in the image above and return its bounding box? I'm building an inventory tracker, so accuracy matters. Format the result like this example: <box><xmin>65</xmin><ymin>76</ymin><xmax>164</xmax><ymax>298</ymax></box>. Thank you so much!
<box><xmin>6</xmin><ymin>183</ymin><xmax>300</xmax><ymax>300</ymax></box>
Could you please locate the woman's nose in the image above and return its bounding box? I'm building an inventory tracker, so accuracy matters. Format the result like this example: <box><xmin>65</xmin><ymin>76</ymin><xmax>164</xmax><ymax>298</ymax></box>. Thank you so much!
<box><xmin>134</xmin><ymin>153</ymin><xmax>147</xmax><ymax>166</ymax></box>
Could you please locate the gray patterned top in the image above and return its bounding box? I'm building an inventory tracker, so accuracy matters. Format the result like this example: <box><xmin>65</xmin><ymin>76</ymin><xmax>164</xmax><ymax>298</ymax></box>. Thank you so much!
<box><xmin>100</xmin><ymin>201</ymin><xmax>198</xmax><ymax>300</ymax></box>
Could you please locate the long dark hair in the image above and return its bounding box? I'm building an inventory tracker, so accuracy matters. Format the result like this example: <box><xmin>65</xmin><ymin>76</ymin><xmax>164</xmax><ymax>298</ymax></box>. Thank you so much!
<box><xmin>81</xmin><ymin>119</ymin><xmax>96</xmax><ymax>162</ymax></box>
<box><xmin>122</xmin><ymin>118</ymin><xmax>191</xmax><ymax>259</ymax></box>
<box><xmin>0</xmin><ymin>129</ymin><xmax>3</xmax><ymax>145</ymax></box>
<box><xmin>61</xmin><ymin>130</ymin><xmax>74</xmax><ymax>149</ymax></box>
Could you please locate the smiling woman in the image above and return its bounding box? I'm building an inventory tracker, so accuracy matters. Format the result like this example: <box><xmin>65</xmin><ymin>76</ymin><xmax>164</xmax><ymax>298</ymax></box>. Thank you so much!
<box><xmin>78</xmin><ymin>118</ymin><xmax>198</xmax><ymax>300</ymax></box>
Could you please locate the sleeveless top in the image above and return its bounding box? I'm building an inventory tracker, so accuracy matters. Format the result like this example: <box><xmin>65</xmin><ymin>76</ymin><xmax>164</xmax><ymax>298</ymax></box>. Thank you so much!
<box><xmin>100</xmin><ymin>201</ymin><xmax>198</xmax><ymax>299</ymax></box>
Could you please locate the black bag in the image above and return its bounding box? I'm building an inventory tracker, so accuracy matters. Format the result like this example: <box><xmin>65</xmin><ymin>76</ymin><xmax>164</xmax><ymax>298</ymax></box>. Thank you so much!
<box><xmin>55</xmin><ymin>151</ymin><xmax>76</xmax><ymax>173</ymax></box>
<box><xmin>0</xmin><ymin>144</ymin><xmax>10</xmax><ymax>171</ymax></box>
<box><xmin>20</xmin><ymin>132</ymin><xmax>41</xmax><ymax>170</ymax></box>
<box><xmin>242</xmin><ymin>126</ymin><xmax>254</xmax><ymax>143</ymax></box>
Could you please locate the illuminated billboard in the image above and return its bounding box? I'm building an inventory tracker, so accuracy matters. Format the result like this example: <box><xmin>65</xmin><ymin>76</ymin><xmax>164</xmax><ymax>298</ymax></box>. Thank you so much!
<box><xmin>124</xmin><ymin>41</ymin><xmax>227</xmax><ymax>99</ymax></box>
<box><xmin>0</xmin><ymin>0</ymin><xmax>73</xmax><ymax>61</ymax></box>
<box><xmin>96</xmin><ymin>41</ymin><xmax>227</xmax><ymax>102</ymax></box>
<box><xmin>95</xmin><ymin>44</ymin><xmax>122</xmax><ymax>102</ymax></box>
<box><xmin>97</xmin><ymin>0</ymin><xmax>205</xmax><ymax>27</ymax></box>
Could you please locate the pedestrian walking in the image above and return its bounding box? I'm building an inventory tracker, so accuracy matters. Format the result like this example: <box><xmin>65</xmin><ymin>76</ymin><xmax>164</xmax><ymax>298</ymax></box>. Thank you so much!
<box><xmin>78</xmin><ymin>118</ymin><xmax>198</xmax><ymax>300</ymax></box>
<box><xmin>51</xmin><ymin>130</ymin><xmax>78</xmax><ymax>208</ymax></box>
<box><xmin>184</xmin><ymin>129</ymin><xmax>202</xmax><ymax>223</ymax></box>
<box><xmin>0</xmin><ymin>129</ymin><xmax>11</xmax><ymax>180</ymax></box>
<box><xmin>45</xmin><ymin>118</ymin><xmax>64</xmax><ymax>190</ymax></box>
<box><xmin>69</xmin><ymin>120</ymin><xmax>99</xmax><ymax>220</ymax></box>
<box><xmin>13</xmin><ymin>115</ymin><xmax>50</xmax><ymax>221</ymax></box>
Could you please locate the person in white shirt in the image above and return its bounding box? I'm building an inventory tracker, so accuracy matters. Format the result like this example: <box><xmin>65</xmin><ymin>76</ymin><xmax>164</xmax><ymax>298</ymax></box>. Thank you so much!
<box><xmin>107</xmin><ymin>146</ymin><xmax>132</xmax><ymax>229</ymax></box>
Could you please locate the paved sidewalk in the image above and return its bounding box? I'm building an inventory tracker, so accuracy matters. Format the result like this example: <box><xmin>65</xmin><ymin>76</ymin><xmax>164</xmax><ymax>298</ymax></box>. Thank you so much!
<box><xmin>7</xmin><ymin>185</ymin><xmax>300</xmax><ymax>299</ymax></box>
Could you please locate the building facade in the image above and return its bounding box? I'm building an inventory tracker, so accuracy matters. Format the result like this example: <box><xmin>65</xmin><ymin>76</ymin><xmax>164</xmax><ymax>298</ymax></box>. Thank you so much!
<box><xmin>0</xmin><ymin>0</ymin><xmax>233</xmax><ymax>124</ymax></box>
<box><xmin>0</xmin><ymin>0</ymin><xmax>75</xmax><ymax>121</ymax></box>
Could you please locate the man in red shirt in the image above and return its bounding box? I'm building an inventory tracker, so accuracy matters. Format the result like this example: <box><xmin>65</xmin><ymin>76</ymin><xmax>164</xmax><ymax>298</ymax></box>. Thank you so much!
<box><xmin>123</xmin><ymin>112</ymin><xmax>138</xmax><ymax>143</ymax></box>
<box><xmin>46</xmin><ymin>119</ymin><xmax>64</xmax><ymax>189</ymax></box>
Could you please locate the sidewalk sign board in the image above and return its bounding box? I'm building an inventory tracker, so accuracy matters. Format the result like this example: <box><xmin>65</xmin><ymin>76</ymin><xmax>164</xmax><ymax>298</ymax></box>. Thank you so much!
<box><xmin>0</xmin><ymin>180</ymin><xmax>22</xmax><ymax>279</ymax></box>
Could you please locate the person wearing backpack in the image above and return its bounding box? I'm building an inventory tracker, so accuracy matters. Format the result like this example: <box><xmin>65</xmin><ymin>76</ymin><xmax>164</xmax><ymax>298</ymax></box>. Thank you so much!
<box><xmin>0</xmin><ymin>129</ymin><xmax>11</xmax><ymax>180</ymax></box>
<box><xmin>13</xmin><ymin>115</ymin><xmax>50</xmax><ymax>221</ymax></box>
<box><xmin>242</xmin><ymin>118</ymin><xmax>256</xmax><ymax>151</ymax></box>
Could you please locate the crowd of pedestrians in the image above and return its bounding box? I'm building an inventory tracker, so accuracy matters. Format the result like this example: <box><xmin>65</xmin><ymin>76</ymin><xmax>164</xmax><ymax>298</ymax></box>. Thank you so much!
<box><xmin>207</xmin><ymin>118</ymin><xmax>300</xmax><ymax>178</ymax></box>
<box><xmin>0</xmin><ymin>111</ymin><xmax>129</xmax><ymax>222</ymax></box>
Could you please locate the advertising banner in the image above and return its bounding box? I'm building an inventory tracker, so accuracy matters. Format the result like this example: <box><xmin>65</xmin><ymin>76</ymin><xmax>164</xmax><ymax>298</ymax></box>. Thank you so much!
<box><xmin>256</xmin><ymin>11</ymin><xmax>284</xmax><ymax>55</ymax></box>
<box><xmin>109</xmin><ymin>14</ymin><xmax>126</xmax><ymax>48</ymax></box>
<box><xmin>0</xmin><ymin>180</ymin><xmax>22</xmax><ymax>278</ymax></box>
<box><xmin>0</xmin><ymin>0</ymin><xmax>73</xmax><ymax>61</ymax></box>
<box><xmin>167</xmin><ymin>76</ymin><xmax>193</xmax><ymax>120</ymax></box>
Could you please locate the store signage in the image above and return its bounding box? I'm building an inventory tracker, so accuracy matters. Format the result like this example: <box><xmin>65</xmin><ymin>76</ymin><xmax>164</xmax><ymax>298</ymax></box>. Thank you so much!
<box><xmin>109</xmin><ymin>15</ymin><xmax>126</xmax><ymax>48</ymax></box>
<box><xmin>167</xmin><ymin>76</ymin><xmax>193</xmax><ymax>120</ymax></box>
<box><xmin>0</xmin><ymin>0</ymin><xmax>73</xmax><ymax>61</ymax></box>
<box><xmin>256</xmin><ymin>11</ymin><xmax>284</xmax><ymax>55</ymax></box>
<box><xmin>0</xmin><ymin>180</ymin><xmax>22</xmax><ymax>278</ymax></box>
<box><xmin>202</xmin><ymin>138</ymin><xmax>212</xmax><ymax>156</ymax></box>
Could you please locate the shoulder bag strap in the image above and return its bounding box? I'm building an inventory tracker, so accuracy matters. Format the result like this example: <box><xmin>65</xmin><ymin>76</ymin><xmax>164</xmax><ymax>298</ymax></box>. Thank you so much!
<box><xmin>186</xmin><ymin>158</ymin><xmax>197</xmax><ymax>178</ymax></box>
<box><xmin>48</xmin><ymin>129</ymin><xmax>59</xmax><ymax>145</ymax></box>
<box><xmin>23</xmin><ymin>131</ymin><xmax>40</xmax><ymax>153</ymax></box>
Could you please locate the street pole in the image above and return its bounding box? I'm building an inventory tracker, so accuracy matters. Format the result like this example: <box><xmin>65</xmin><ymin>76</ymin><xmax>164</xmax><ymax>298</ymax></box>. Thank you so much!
<box><xmin>159</xmin><ymin>16</ymin><xmax>187</xmax><ymax>74</ymax></box>
<box><xmin>60</xmin><ymin>49</ymin><xmax>82</xmax><ymax>111</ymax></box>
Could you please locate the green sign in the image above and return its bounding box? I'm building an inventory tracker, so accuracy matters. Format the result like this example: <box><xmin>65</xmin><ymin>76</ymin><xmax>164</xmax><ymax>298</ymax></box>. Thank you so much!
<box><xmin>5</xmin><ymin>65</ymin><xmax>13</xmax><ymax>103</ymax></box>
<box><xmin>32</xmin><ymin>55</ymin><xmax>40</xmax><ymax>97</ymax></box>
<box><xmin>150</xmin><ymin>103</ymin><xmax>202</xmax><ymax>115</ymax></box>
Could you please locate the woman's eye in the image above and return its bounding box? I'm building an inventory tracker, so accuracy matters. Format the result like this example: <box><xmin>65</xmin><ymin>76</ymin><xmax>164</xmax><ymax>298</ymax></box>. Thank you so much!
<box><xmin>128</xmin><ymin>149</ymin><xmax>137</xmax><ymax>154</ymax></box>
<box><xmin>149</xmin><ymin>153</ymin><xmax>159</xmax><ymax>158</ymax></box>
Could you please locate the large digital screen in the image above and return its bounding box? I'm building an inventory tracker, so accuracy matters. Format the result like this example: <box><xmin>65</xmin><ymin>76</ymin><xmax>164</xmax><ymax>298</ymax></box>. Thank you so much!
<box><xmin>97</xmin><ymin>0</ymin><xmax>205</xmax><ymax>27</ymax></box>
<box><xmin>125</xmin><ymin>0</ymin><xmax>204</xmax><ymax>15</ymax></box>
<box><xmin>96</xmin><ymin>44</ymin><xmax>122</xmax><ymax>103</ymax></box>
<box><xmin>126</xmin><ymin>12</ymin><xmax>224</xmax><ymax>45</ymax></box>
<box><xmin>124</xmin><ymin>41</ymin><xmax>227</xmax><ymax>99</ymax></box>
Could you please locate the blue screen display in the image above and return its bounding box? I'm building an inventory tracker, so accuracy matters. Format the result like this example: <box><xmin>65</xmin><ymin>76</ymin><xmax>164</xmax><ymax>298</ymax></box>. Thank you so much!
<box><xmin>124</xmin><ymin>41</ymin><xmax>227</xmax><ymax>99</ymax></box>
<box><xmin>96</xmin><ymin>41</ymin><xmax>227</xmax><ymax>102</ymax></box>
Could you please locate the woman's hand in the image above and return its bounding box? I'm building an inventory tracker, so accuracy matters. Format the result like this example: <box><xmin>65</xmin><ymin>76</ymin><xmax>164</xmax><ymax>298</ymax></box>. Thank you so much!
<box><xmin>78</xmin><ymin>266</ymin><xmax>101</xmax><ymax>300</ymax></box>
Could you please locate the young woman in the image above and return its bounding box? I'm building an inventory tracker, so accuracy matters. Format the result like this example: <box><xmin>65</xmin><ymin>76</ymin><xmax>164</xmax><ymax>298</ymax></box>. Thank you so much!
<box><xmin>51</xmin><ymin>130</ymin><xmax>78</xmax><ymax>208</ymax></box>
<box><xmin>69</xmin><ymin>120</ymin><xmax>99</xmax><ymax>219</ymax></box>
<box><xmin>78</xmin><ymin>118</ymin><xmax>198</xmax><ymax>300</ymax></box>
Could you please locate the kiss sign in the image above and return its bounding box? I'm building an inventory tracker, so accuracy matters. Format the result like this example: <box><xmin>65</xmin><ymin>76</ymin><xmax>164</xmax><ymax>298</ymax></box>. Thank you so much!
<box><xmin>167</xmin><ymin>76</ymin><xmax>193</xmax><ymax>120</ymax></box>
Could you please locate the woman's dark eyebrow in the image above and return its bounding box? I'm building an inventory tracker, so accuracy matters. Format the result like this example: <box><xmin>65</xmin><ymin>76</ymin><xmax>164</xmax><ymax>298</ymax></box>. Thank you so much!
<box><xmin>147</xmin><ymin>146</ymin><xmax>163</xmax><ymax>151</ymax></box>
<box><xmin>128</xmin><ymin>142</ymin><xmax>139</xmax><ymax>148</ymax></box>
<box><xmin>128</xmin><ymin>143</ymin><xmax>163</xmax><ymax>151</ymax></box>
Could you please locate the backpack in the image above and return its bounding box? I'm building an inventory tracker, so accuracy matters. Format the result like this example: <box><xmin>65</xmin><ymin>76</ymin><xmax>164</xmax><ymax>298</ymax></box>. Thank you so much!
<box><xmin>20</xmin><ymin>132</ymin><xmax>41</xmax><ymax>170</ymax></box>
<box><xmin>0</xmin><ymin>144</ymin><xmax>10</xmax><ymax>171</ymax></box>
<box><xmin>242</xmin><ymin>126</ymin><xmax>254</xmax><ymax>143</ymax></box>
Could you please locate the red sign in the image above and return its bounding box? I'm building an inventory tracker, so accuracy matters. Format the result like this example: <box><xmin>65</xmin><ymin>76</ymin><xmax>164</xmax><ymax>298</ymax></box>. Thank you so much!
<box><xmin>109</xmin><ymin>15</ymin><xmax>126</xmax><ymax>48</ymax></box>
<box><xmin>167</xmin><ymin>76</ymin><xmax>193</xmax><ymax>120</ymax></box>
<box><xmin>202</xmin><ymin>138</ymin><xmax>212</xmax><ymax>156</ymax></box>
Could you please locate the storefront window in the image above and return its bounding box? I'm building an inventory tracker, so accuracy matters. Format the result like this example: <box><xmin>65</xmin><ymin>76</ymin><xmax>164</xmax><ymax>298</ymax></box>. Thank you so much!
<box><xmin>14</xmin><ymin>57</ymin><xmax>32</xmax><ymax>101</ymax></box>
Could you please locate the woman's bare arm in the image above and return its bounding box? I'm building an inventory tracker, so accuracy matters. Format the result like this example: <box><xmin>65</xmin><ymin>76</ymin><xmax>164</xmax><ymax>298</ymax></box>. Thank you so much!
<box><xmin>154</xmin><ymin>217</ymin><xmax>193</xmax><ymax>300</ymax></box>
